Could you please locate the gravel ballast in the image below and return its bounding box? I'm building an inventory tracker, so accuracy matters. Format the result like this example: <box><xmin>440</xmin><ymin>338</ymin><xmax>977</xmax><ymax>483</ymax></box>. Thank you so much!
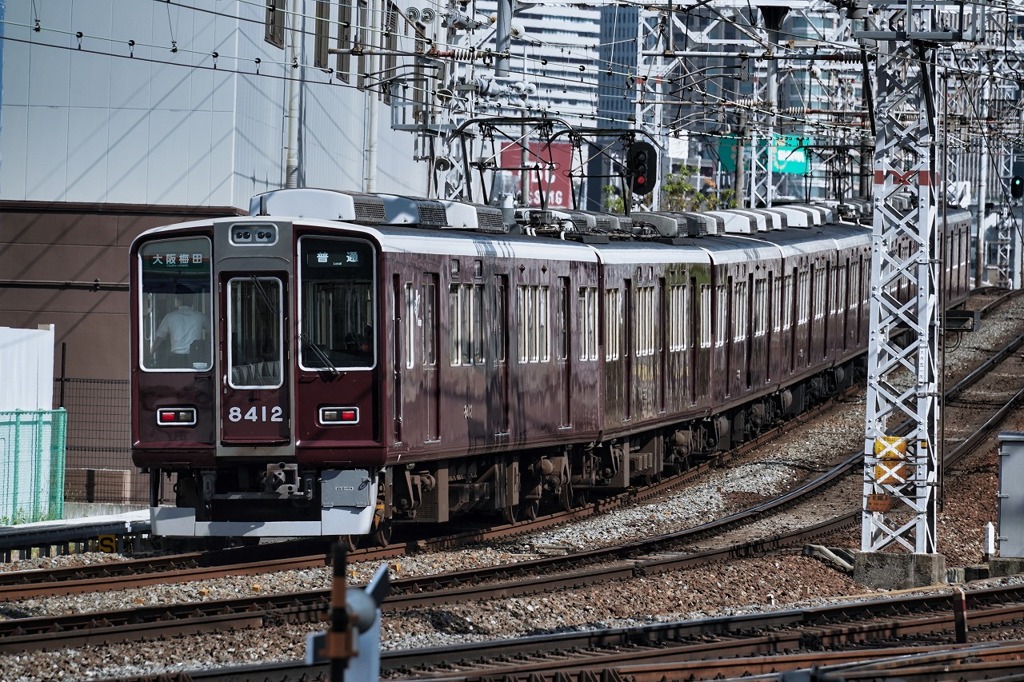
<box><xmin>0</xmin><ymin>295</ymin><xmax>1021</xmax><ymax>681</ymax></box>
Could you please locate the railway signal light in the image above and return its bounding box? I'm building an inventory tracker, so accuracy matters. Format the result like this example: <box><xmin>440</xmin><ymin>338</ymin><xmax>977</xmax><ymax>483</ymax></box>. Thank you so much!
<box><xmin>627</xmin><ymin>141</ymin><xmax>657</xmax><ymax>196</ymax></box>
<box><xmin>1012</xmin><ymin>175</ymin><xmax>1024</xmax><ymax>199</ymax></box>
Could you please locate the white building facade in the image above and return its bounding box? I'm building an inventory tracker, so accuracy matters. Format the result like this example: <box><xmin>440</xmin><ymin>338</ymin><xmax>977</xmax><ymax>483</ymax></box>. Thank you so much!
<box><xmin>1</xmin><ymin>0</ymin><xmax>431</xmax><ymax>208</ymax></box>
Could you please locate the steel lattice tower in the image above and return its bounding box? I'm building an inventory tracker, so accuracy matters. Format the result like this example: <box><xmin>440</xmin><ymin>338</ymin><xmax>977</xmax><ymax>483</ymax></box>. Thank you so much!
<box><xmin>859</xmin><ymin>2</ymin><xmax>985</xmax><ymax>554</ymax></box>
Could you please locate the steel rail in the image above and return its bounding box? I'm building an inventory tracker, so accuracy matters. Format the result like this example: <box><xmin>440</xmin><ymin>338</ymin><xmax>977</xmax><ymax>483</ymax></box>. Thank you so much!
<box><xmin>6</xmin><ymin>326</ymin><xmax>1024</xmax><ymax>655</ymax></box>
<box><xmin>377</xmin><ymin>590</ymin><xmax>1024</xmax><ymax>678</ymax></box>
<box><xmin>113</xmin><ymin>620</ymin><xmax>1024</xmax><ymax>681</ymax></box>
<box><xmin>0</xmin><ymin>388</ymin><xmax>843</xmax><ymax>601</ymax></box>
<box><xmin>7</xmin><ymin>292</ymin><xmax>1016</xmax><ymax>596</ymax></box>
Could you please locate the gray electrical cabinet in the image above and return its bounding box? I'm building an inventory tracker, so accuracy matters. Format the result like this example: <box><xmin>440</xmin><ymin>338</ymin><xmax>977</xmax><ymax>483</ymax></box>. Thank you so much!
<box><xmin>998</xmin><ymin>432</ymin><xmax>1024</xmax><ymax>558</ymax></box>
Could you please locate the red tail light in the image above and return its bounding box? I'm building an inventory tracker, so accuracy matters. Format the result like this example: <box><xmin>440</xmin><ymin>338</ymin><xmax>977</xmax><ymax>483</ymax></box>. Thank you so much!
<box><xmin>319</xmin><ymin>406</ymin><xmax>359</xmax><ymax>425</ymax></box>
<box><xmin>156</xmin><ymin>407</ymin><xmax>197</xmax><ymax>426</ymax></box>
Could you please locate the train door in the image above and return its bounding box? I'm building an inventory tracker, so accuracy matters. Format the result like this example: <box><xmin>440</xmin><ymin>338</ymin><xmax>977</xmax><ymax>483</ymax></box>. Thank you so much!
<box><xmin>494</xmin><ymin>274</ymin><xmax>510</xmax><ymax>434</ymax></box>
<box><xmin>422</xmin><ymin>273</ymin><xmax>440</xmax><ymax>442</ymax></box>
<box><xmin>220</xmin><ymin>275</ymin><xmax>290</xmax><ymax>444</ymax></box>
<box><xmin>394</xmin><ymin>276</ymin><xmax>404</xmax><ymax>444</ymax></box>
<box><xmin>690</xmin><ymin>277</ymin><xmax>702</xmax><ymax>405</ymax></box>
<box><xmin>556</xmin><ymin>276</ymin><xmax>571</xmax><ymax>428</ymax></box>
<box><xmin>841</xmin><ymin>260</ymin><xmax>851</xmax><ymax>352</ymax></box>
<box><xmin>624</xmin><ymin>278</ymin><xmax>633</xmax><ymax>421</ymax></box>
<box><xmin>658</xmin><ymin>277</ymin><xmax>667</xmax><ymax>413</ymax></box>
<box><xmin>805</xmin><ymin>264</ymin><xmax>815</xmax><ymax>368</ymax></box>
<box><xmin>744</xmin><ymin>274</ymin><xmax>754</xmax><ymax>390</ymax></box>
<box><xmin>858</xmin><ymin>255</ymin><xmax>868</xmax><ymax>345</ymax></box>
<box><xmin>821</xmin><ymin>262</ymin><xmax>832</xmax><ymax>361</ymax></box>
<box><xmin>724</xmin><ymin>275</ymin><xmax>734</xmax><ymax>398</ymax></box>
<box><xmin>788</xmin><ymin>268</ymin><xmax>798</xmax><ymax>374</ymax></box>
<box><xmin>765</xmin><ymin>272</ymin><xmax>774</xmax><ymax>383</ymax></box>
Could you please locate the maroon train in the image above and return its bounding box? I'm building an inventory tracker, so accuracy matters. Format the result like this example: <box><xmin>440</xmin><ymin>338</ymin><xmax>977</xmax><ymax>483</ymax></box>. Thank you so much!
<box><xmin>129</xmin><ymin>188</ymin><xmax>972</xmax><ymax>542</ymax></box>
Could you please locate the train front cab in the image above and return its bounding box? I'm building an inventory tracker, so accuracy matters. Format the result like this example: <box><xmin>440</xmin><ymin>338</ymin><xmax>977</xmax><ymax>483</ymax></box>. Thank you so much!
<box><xmin>130</xmin><ymin>217</ymin><xmax>385</xmax><ymax>539</ymax></box>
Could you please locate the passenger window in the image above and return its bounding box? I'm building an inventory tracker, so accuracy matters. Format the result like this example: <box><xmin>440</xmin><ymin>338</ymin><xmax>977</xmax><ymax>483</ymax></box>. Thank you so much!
<box><xmin>404</xmin><ymin>283</ymin><xmax>415</xmax><ymax>370</ymax></box>
<box><xmin>797</xmin><ymin>271</ymin><xmax>810</xmax><ymax>324</ymax></box>
<box><xmin>517</xmin><ymin>284</ymin><xmax>550</xmax><ymax>364</ymax></box>
<box><xmin>715</xmin><ymin>285</ymin><xmax>728</xmax><ymax>347</ymax></box>
<box><xmin>578</xmin><ymin>287</ymin><xmax>598</xmax><ymax>361</ymax></box>
<box><xmin>699</xmin><ymin>284</ymin><xmax>712</xmax><ymax>349</ymax></box>
<box><xmin>733</xmin><ymin>281</ymin><xmax>748</xmax><ymax>342</ymax></box>
<box><xmin>422</xmin><ymin>278</ymin><xmax>437</xmax><ymax>366</ymax></box>
<box><xmin>450</xmin><ymin>283</ymin><xmax>485</xmax><ymax>366</ymax></box>
<box><xmin>557</xmin><ymin>278</ymin><xmax>569</xmax><ymax>361</ymax></box>
<box><xmin>635</xmin><ymin>286</ymin><xmax>655</xmax><ymax>356</ymax></box>
<box><xmin>605</xmin><ymin>289</ymin><xmax>620</xmax><ymax>361</ymax></box>
<box><xmin>495</xmin><ymin>277</ymin><xmax>507</xmax><ymax>363</ymax></box>
<box><xmin>754</xmin><ymin>279</ymin><xmax>768</xmax><ymax>337</ymax></box>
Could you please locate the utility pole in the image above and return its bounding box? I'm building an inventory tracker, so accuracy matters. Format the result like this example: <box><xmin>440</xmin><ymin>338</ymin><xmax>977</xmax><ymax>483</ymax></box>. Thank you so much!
<box><xmin>284</xmin><ymin>0</ymin><xmax>301</xmax><ymax>189</ymax></box>
<box><xmin>363</xmin><ymin>0</ymin><xmax>383</xmax><ymax>192</ymax></box>
<box><xmin>735</xmin><ymin>112</ymin><xmax>746</xmax><ymax>207</ymax></box>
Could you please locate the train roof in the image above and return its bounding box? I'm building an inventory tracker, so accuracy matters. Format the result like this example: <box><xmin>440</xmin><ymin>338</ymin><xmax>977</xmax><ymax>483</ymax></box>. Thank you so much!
<box><xmin>134</xmin><ymin>188</ymin><xmax>876</xmax><ymax>269</ymax></box>
<box><xmin>371</xmin><ymin>225</ymin><xmax>600</xmax><ymax>263</ymax></box>
<box><xmin>584</xmin><ymin>239</ymin><xmax>712</xmax><ymax>266</ymax></box>
<box><xmin>768</xmin><ymin>205</ymin><xmax>826</xmax><ymax>228</ymax></box>
<box><xmin>133</xmin><ymin>215</ymin><xmax>871</xmax><ymax>272</ymax></box>
<box><xmin>585</xmin><ymin>231</ymin><xmax>782</xmax><ymax>266</ymax></box>
<box><xmin>248</xmin><ymin>188</ymin><xmax>854</xmax><ymax>239</ymax></box>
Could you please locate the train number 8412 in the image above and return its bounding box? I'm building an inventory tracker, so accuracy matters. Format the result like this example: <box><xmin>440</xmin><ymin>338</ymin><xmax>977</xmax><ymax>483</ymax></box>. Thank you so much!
<box><xmin>228</xmin><ymin>406</ymin><xmax>285</xmax><ymax>422</ymax></box>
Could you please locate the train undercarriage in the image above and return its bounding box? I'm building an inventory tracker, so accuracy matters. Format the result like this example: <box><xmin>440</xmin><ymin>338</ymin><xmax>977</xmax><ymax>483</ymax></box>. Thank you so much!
<box><xmin>382</xmin><ymin>359</ymin><xmax>864</xmax><ymax>533</ymax></box>
<box><xmin>152</xmin><ymin>359</ymin><xmax>863</xmax><ymax>549</ymax></box>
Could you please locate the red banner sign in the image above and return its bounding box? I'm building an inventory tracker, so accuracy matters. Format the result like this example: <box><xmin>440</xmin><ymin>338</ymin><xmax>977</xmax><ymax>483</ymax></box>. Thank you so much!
<box><xmin>499</xmin><ymin>141</ymin><xmax>574</xmax><ymax>208</ymax></box>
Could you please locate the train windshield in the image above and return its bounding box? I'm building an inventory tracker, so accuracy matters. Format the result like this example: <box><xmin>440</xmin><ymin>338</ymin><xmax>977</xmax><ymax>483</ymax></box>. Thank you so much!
<box><xmin>298</xmin><ymin>236</ymin><xmax>376</xmax><ymax>371</ymax></box>
<box><xmin>138</xmin><ymin>237</ymin><xmax>213</xmax><ymax>371</ymax></box>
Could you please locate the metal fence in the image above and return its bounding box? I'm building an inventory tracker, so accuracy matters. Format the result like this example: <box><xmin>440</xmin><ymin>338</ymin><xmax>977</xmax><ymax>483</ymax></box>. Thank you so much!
<box><xmin>0</xmin><ymin>410</ymin><xmax>67</xmax><ymax>523</ymax></box>
<box><xmin>55</xmin><ymin>378</ymin><xmax>145</xmax><ymax>506</ymax></box>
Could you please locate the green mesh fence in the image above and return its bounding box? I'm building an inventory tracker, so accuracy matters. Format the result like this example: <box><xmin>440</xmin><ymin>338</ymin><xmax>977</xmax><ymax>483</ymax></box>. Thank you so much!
<box><xmin>0</xmin><ymin>410</ymin><xmax>67</xmax><ymax>524</ymax></box>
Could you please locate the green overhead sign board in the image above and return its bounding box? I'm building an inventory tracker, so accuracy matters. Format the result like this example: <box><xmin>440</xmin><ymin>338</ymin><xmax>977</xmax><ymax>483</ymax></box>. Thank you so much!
<box><xmin>718</xmin><ymin>135</ymin><xmax>738</xmax><ymax>173</ymax></box>
<box><xmin>717</xmin><ymin>134</ymin><xmax>812</xmax><ymax>175</ymax></box>
<box><xmin>773</xmin><ymin>136</ymin><xmax>811</xmax><ymax>175</ymax></box>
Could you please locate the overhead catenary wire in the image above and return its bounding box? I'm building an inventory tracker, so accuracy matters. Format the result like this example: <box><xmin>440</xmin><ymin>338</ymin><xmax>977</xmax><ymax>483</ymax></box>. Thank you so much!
<box><xmin>6</xmin><ymin>1</ymin><xmax>1022</xmax><ymax>159</ymax></box>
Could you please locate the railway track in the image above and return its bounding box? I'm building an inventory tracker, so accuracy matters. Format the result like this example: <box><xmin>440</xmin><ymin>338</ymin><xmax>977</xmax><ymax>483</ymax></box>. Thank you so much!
<box><xmin>4</xmin><ymin>324</ymin><xmax>1023</xmax><ymax>659</ymax></box>
<box><xmin>411</xmin><ymin>642</ymin><xmax>1024</xmax><ymax>682</ymax></box>
<box><xmin>0</xmin><ymin>379</ymin><xmax>853</xmax><ymax>601</ymax></box>
<box><xmin>2</xmin><ymin>289</ymin><xmax>1021</xmax><ymax>681</ymax></box>
<box><xmin>3</xmin><ymin>290</ymin><xmax>1019</xmax><ymax>602</ymax></box>
<box><xmin>89</xmin><ymin>586</ymin><xmax>1024</xmax><ymax>681</ymax></box>
<box><xmin>380</xmin><ymin>585</ymin><xmax>1024</xmax><ymax>680</ymax></box>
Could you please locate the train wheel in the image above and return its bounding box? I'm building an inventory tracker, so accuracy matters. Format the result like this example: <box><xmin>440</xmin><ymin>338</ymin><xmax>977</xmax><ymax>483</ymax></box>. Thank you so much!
<box><xmin>502</xmin><ymin>499</ymin><xmax>540</xmax><ymax>524</ymax></box>
<box><xmin>337</xmin><ymin>535</ymin><xmax>358</xmax><ymax>553</ymax></box>
<box><xmin>559</xmin><ymin>482</ymin><xmax>574</xmax><ymax>511</ymax></box>
<box><xmin>501</xmin><ymin>505</ymin><xmax>518</xmax><ymax>524</ymax></box>
<box><xmin>371</xmin><ymin>520</ymin><xmax>393</xmax><ymax>547</ymax></box>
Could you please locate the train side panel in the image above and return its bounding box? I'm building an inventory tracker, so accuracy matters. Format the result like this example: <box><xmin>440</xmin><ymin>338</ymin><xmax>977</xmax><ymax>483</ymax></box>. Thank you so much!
<box><xmin>376</xmin><ymin>232</ymin><xmax>604</xmax><ymax>522</ymax></box>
